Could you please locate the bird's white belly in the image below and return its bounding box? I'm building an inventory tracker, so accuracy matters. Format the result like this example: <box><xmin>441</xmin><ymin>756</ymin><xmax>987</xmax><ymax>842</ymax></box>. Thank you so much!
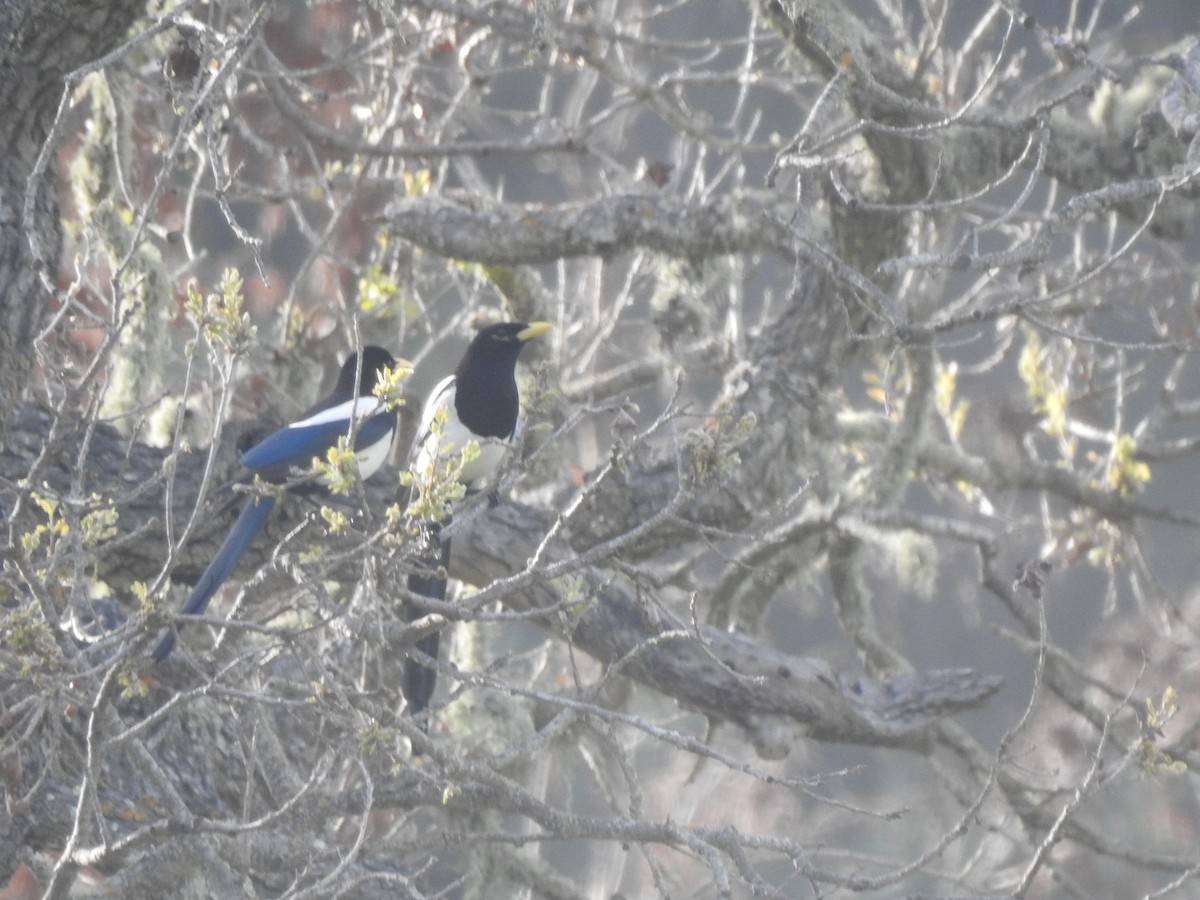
<box><xmin>353</xmin><ymin>427</ymin><xmax>394</xmax><ymax>480</ymax></box>
<box><xmin>414</xmin><ymin>413</ymin><xmax>511</xmax><ymax>489</ymax></box>
<box><xmin>459</xmin><ymin>436</ymin><xmax>510</xmax><ymax>488</ymax></box>
<box><xmin>411</xmin><ymin>379</ymin><xmax>513</xmax><ymax>491</ymax></box>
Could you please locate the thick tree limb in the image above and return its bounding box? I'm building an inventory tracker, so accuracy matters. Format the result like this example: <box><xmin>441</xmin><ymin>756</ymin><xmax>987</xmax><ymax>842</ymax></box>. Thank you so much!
<box><xmin>451</xmin><ymin>501</ymin><xmax>1001</xmax><ymax>755</ymax></box>
<box><xmin>385</xmin><ymin>193</ymin><xmax>796</xmax><ymax>265</ymax></box>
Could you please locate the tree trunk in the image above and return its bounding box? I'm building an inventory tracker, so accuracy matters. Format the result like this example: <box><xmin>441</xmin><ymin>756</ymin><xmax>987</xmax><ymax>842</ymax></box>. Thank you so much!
<box><xmin>0</xmin><ymin>0</ymin><xmax>148</xmax><ymax>430</ymax></box>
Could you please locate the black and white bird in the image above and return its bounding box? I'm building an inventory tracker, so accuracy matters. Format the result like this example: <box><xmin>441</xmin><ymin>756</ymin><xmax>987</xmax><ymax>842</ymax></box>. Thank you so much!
<box><xmin>152</xmin><ymin>346</ymin><xmax>398</xmax><ymax>662</ymax></box>
<box><xmin>404</xmin><ymin>321</ymin><xmax>552</xmax><ymax>718</ymax></box>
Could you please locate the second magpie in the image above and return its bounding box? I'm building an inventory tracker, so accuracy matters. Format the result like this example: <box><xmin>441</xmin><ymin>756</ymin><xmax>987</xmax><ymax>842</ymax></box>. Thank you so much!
<box><xmin>404</xmin><ymin>321</ymin><xmax>552</xmax><ymax>719</ymax></box>
<box><xmin>152</xmin><ymin>345</ymin><xmax>398</xmax><ymax>662</ymax></box>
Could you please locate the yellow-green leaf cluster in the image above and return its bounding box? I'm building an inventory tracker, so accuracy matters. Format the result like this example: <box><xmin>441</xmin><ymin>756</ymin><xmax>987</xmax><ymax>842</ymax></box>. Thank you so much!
<box><xmin>689</xmin><ymin>411</ymin><xmax>757</xmax><ymax>484</ymax></box>
<box><xmin>383</xmin><ymin>502</ymin><xmax>407</xmax><ymax>545</ymax></box>
<box><xmin>863</xmin><ymin>366</ymin><xmax>892</xmax><ymax>410</ymax></box>
<box><xmin>312</xmin><ymin>437</ymin><xmax>360</xmax><ymax>496</ymax></box>
<box><xmin>118</xmin><ymin>669</ymin><xmax>150</xmax><ymax>699</ymax></box>
<box><xmin>20</xmin><ymin>492</ymin><xmax>69</xmax><ymax>554</ymax></box>
<box><xmin>1106</xmin><ymin>433</ymin><xmax>1151</xmax><ymax>497</ymax></box>
<box><xmin>185</xmin><ymin>267</ymin><xmax>256</xmax><ymax>356</ymax></box>
<box><xmin>1143</xmin><ymin>685</ymin><xmax>1178</xmax><ymax>733</ymax></box>
<box><xmin>321</xmin><ymin>506</ymin><xmax>350</xmax><ymax>536</ymax></box>
<box><xmin>80</xmin><ymin>498</ymin><xmax>119</xmax><ymax>547</ymax></box>
<box><xmin>553</xmin><ymin>574</ymin><xmax>587</xmax><ymax>621</ymax></box>
<box><xmin>1139</xmin><ymin>686</ymin><xmax>1187</xmax><ymax>776</ymax></box>
<box><xmin>935</xmin><ymin>361</ymin><xmax>969</xmax><ymax>441</ymax></box>
<box><xmin>2</xmin><ymin>605</ymin><xmax>50</xmax><ymax>654</ymax></box>
<box><xmin>400</xmin><ymin>168</ymin><xmax>432</xmax><ymax>197</ymax></box>
<box><xmin>132</xmin><ymin>580</ymin><xmax>152</xmax><ymax>615</ymax></box>
<box><xmin>1017</xmin><ymin>328</ymin><xmax>1071</xmax><ymax>446</ymax></box>
<box><xmin>358</xmin><ymin>264</ymin><xmax>401</xmax><ymax>314</ymax></box>
<box><xmin>358</xmin><ymin>720</ymin><xmax>394</xmax><ymax>757</ymax></box>
<box><xmin>373</xmin><ymin>357</ymin><xmax>413</xmax><ymax>411</ymax></box>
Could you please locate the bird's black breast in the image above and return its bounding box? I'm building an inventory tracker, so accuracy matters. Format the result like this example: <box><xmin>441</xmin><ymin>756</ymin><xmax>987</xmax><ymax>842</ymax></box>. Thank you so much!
<box><xmin>454</xmin><ymin>370</ymin><xmax>518</xmax><ymax>439</ymax></box>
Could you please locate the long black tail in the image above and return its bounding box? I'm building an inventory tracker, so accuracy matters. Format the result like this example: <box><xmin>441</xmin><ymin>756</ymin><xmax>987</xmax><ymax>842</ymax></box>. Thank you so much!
<box><xmin>152</xmin><ymin>494</ymin><xmax>277</xmax><ymax>662</ymax></box>
<box><xmin>404</xmin><ymin>518</ymin><xmax>449</xmax><ymax>717</ymax></box>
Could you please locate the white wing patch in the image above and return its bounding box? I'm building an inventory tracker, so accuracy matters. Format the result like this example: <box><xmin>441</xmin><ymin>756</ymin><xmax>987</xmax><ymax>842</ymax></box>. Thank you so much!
<box><xmin>291</xmin><ymin>396</ymin><xmax>386</xmax><ymax>429</ymax></box>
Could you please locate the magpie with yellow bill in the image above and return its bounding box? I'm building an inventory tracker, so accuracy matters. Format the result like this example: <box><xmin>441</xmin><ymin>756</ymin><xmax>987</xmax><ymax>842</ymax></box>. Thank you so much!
<box><xmin>404</xmin><ymin>321</ymin><xmax>552</xmax><ymax>720</ymax></box>
<box><xmin>152</xmin><ymin>346</ymin><xmax>398</xmax><ymax>662</ymax></box>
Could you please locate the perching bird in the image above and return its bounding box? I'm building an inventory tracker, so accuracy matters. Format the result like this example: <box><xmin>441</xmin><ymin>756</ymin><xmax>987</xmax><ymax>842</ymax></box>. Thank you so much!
<box><xmin>152</xmin><ymin>346</ymin><xmax>398</xmax><ymax>662</ymax></box>
<box><xmin>404</xmin><ymin>321</ymin><xmax>552</xmax><ymax>719</ymax></box>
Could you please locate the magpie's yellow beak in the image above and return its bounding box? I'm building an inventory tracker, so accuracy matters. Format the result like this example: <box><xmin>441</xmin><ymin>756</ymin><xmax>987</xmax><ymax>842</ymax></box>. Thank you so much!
<box><xmin>517</xmin><ymin>321</ymin><xmax>553</xmax><ymax>341</ymax></box>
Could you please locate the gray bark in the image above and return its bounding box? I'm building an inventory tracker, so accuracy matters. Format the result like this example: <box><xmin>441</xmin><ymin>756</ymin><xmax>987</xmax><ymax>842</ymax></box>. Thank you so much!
<box><xmin>0</xmin><ymin>0</ymin><xmax>149</xmax><ymax>432</ymax></box>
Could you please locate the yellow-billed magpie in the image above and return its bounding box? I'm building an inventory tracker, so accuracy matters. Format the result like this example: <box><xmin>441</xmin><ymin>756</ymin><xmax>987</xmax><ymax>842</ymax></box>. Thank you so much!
<box><xmin>404</xmin><ymin>321</ymin><xmax>552</xmax><ymax>718</ymax></box>
<box><xmin>152</xmin><ymin>346</ymin><xmax>398</xmax><ymax>662</ymax></box>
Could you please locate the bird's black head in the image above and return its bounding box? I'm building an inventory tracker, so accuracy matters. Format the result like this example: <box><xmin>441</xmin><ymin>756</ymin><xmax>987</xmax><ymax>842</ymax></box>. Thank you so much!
<box><xmin>457</xmin><ymin>322</ymin><xmax>552</xmax><ymax>378</ymax></box>
<box><xmin>454</xmin><ymin>321</ymin><xmax>551</xmax><ymax>438</ymax></box>
<box><xmin>335</xmin><ymin>345</ymin><xmax>396</xmax><ymax>398</ymax></box>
